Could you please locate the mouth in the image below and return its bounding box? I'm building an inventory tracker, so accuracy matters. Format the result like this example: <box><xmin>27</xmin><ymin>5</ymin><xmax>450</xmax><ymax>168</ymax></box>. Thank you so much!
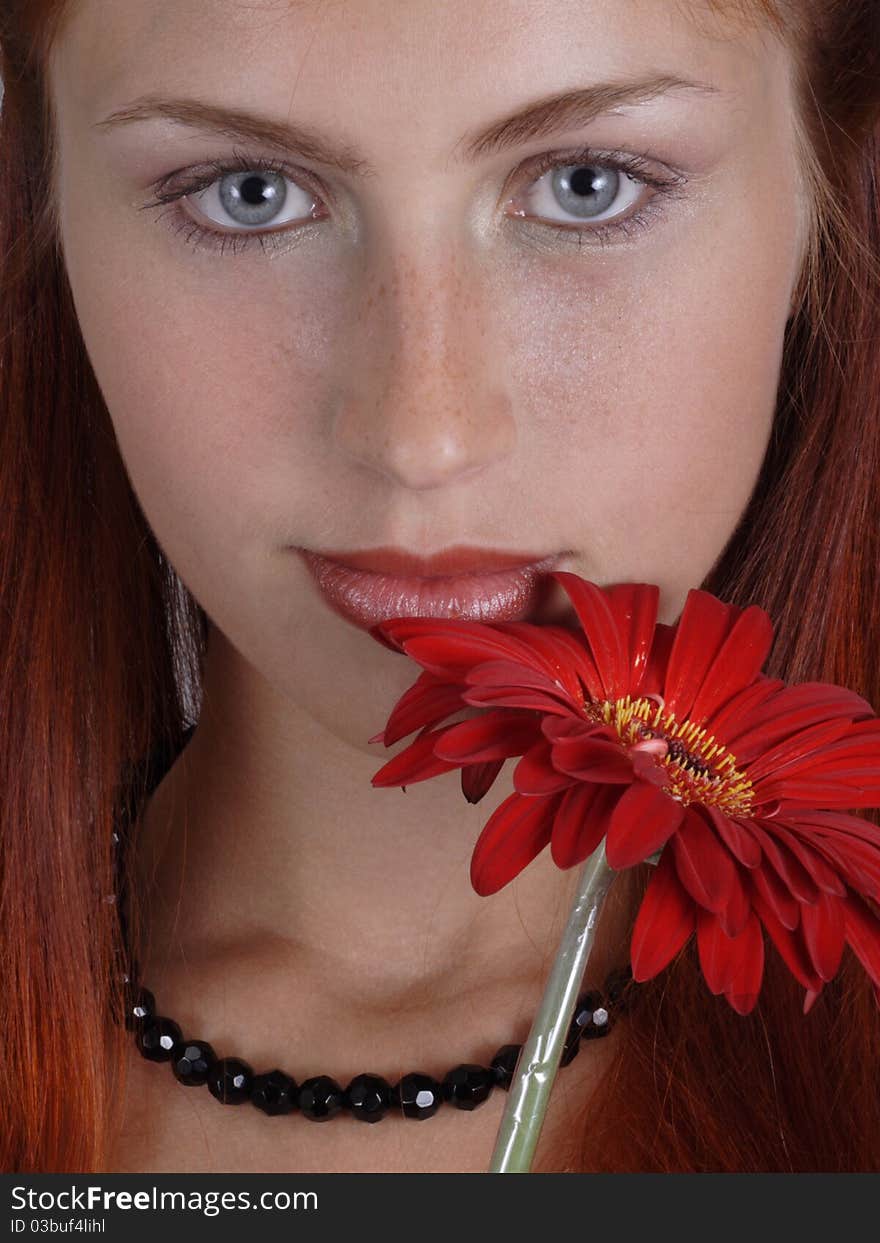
<box><xmin>294</xmin><ymin>545</ymin><xmax>568</xmax><ymax>631</ymax></box>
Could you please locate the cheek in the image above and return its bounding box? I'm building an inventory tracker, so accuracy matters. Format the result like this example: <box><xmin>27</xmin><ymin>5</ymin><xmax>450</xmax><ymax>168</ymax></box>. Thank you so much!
<box><xmin>60</xmin><ymin>208</ymin><xmax>350</xmax><ymax>567</ymax></box>
<box><xmin>493</xmin><ymin>195</ymin><xmax>795</xmax><ymax>615</ymax></box>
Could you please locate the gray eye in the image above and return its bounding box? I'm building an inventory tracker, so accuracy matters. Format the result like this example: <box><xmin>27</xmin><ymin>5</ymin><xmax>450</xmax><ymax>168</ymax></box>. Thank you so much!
<box><xmin>217</xmin><ymin>170</ymin><xmax>288</xmax><ymax>226</ymax></box>
<box><xmin>550</xmin><ymin>164</ymin><xmax>621</xmax><ymax>219</ymax></box>
<box><xmin>516</xmin><ymin>161</ymin><xmax>642</xmax><ymax>228</ymax></box>
<box><xmin>189</xmin><ymin>170</ymin><xmax>317</xmax><ymax>231</ymax></box>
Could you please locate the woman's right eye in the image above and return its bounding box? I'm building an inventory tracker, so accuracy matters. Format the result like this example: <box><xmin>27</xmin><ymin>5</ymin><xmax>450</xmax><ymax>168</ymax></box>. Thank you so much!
<box><xmin>141</xmin><ymin>152</ymin><xmax>327</xmax><ymax>255</ymax></box>
<box><xmin>182</xmin><ymin>166</ymin><xmax>321</xmax><ymax>231</ymax></box>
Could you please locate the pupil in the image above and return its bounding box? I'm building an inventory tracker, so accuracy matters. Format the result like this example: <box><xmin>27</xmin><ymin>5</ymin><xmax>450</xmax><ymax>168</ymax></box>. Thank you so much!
<box><xmin>240</xmin><ymin>175</ymin><xmax>269</xmax><ymax>205</ymax></box>
<box><xmin>569</xmin><ymin>166</ymin><xmax>602</xmax><ymax>197</ymax></box>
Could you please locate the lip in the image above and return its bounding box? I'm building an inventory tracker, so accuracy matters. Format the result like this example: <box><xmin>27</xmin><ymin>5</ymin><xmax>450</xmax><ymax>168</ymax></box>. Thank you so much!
<box><xmin>295</xmin><ymin>545</ymin><xmax>565</xmax><ymax>630</ymax></box>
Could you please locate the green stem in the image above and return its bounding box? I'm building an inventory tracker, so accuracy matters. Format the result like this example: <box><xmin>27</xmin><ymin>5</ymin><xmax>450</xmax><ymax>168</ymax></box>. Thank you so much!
<box><xmin>487</xmin><ymin>842</ymin><xmax>617</xmax><ymax>1173</ymax></box>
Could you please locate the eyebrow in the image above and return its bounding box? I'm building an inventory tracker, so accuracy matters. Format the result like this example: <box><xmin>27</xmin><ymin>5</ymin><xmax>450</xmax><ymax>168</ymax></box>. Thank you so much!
<box><xmin>92</xmin><ymin>73</ymin><xmax>722</xmax><ymax>176</ymax></box>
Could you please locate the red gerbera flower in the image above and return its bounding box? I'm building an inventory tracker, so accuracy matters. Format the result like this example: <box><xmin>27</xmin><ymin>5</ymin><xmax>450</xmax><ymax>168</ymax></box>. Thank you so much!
<box><xmin>368</xmin><ymin>572</ymin><xmax>880</xmax><ymax>1015</ymax></box>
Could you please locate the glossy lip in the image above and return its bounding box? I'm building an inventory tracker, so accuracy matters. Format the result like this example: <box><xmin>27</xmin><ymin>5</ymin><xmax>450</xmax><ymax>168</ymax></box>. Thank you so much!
<box><xmin>307</xmin><ymin>544</ymin><xmax>559</xmax><ymax>577</ymax></box>
<box><xmin>294</xmin><ymin>545</ymin><xmax>566</xmax><ymax>630</ymax></box>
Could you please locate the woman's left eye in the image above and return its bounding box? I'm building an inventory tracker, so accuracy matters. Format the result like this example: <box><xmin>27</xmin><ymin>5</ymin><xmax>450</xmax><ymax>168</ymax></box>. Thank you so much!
<box><xmin>141</xmin><ymin>146</ymin><xmax>687</xmax><ymax>257</ymax></box>
<box><xmin>504</xmin><ymin>149</ymin><xmax>671</xmax><ymax>241</ymax></box>
<box><xmin>504</xmin><ymin>147</ymin><xmax>687</xmax><ymax>246</ymax></box>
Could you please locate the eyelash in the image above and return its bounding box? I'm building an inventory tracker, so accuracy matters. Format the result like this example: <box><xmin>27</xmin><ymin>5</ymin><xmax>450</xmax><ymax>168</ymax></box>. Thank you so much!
<box><xmin>140</xmin><ymin>144</ymin><xmax>688</xmax><ymax>257</ymax></box>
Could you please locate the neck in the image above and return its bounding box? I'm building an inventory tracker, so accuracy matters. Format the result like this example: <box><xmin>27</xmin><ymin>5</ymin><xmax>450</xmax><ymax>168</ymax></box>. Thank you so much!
<box><xmin>131</xmin><ymin>626</ymin><xmax>634</xmax><ymax>1019</ymax></box>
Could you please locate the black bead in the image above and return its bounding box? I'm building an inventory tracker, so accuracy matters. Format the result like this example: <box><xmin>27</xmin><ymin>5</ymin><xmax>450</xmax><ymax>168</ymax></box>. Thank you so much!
<box><xmin>124</xmin><ymin>986</ymin><xmax>156</xmax><ymax>1032</ymax></box>
<box><xmin>171</xmin><ymin>1039</ymin><xmax>217</xmax><ymax>1086</ymax></box>
<box><xmin>572</xmin><ymin>989</ymin><xmax>603</xmax><ymax>1032</ymax></box>
<box><xmin>441</xmin><ymin>1064</ymin><xmax>494</xmax><ymax>1111</ymax></box>
<box><xmin>207</xmin><ymin>1057</ymin><xmax>254</xmax><ymax>1104</ymax></box>
<box><xmin>581</xmin><ymin>997</ymin><xmax>612</xmax><ymax>1040</ymax></box>
<box><xmin>490</xmin><ymin>1044</ymin><xmax>522</xmax><ymax>1089</ymax></box>
<box><xmin>569</xmin><ymin>989</ymin><xmax>613</xmax><ymax>1040</ymax></box>
<box><xmin>252</xmin><ymin>1069</ymin><xmax>298</xmax><ymax>1116</ymax></box>
<box><xmin>392</xmin><ymin>1073</ymin><xmax>443</xmax><ymax>1120</ymax></box>
<box><xmin>136</xmin><ymin>1016</ymin><xmax>183</xmax><ymax>1062</ymax></box>
<box><xmin>298</xmin><ymin>1075</ymin><xmax>345</xmax><ymax>1121</ymax></box>
<box><xmin>345</xmin><ymin>1073</ymin><xmax>393</xmax><ymax>1123</ymax></box>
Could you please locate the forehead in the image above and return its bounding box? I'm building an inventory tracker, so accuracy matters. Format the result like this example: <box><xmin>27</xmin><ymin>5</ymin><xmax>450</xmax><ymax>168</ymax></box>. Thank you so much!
<box><xmin>51</xmin><ymin>0</ymin><xmax>784</xmax><ymax>129</ymax></box>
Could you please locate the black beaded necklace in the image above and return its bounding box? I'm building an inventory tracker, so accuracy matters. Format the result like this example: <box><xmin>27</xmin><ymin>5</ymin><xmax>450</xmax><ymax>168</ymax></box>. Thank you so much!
<box><xmin>112</xmin><ymin>727</ymin><xmax>638</xmax><ymax>1125</ymax></box>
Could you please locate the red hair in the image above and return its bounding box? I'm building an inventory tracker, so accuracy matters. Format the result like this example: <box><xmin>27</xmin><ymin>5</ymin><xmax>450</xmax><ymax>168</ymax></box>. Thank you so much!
<box><xmin>1</xmin><ymin>0</ymin><xmax>878</xmax><ymax>1172</ymax></box>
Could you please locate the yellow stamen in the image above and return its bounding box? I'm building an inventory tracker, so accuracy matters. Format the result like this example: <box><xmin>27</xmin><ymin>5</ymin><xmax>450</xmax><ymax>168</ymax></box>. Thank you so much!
<box><xmin>583</xmin><ymin>693</ymin><xmax>753</xmax><ymax>815</ymax></box>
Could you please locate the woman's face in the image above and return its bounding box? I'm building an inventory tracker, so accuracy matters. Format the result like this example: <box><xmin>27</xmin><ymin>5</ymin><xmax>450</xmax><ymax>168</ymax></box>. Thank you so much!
<box><xmin>49</xmin><ymin>0</ymin><xmax>808</xmax><ymax>752</ymax></box>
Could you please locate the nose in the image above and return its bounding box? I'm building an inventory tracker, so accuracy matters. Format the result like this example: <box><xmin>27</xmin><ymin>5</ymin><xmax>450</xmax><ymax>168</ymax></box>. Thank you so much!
<box><xmin>331</xmin><ymin>247</ymin><xmax>516</xmax><ymax>490</ymax></box>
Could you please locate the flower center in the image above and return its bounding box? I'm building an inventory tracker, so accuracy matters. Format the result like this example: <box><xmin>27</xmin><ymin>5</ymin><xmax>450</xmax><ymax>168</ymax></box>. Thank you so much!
<box><xmin>584</xmin><ymin>694</ymin><xmax>754</xmax><ymax>815</ymax></box>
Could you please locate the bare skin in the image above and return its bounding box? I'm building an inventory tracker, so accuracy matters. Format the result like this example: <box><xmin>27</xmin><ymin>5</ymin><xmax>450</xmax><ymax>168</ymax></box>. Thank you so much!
<box><xmin>47</xmin><ymin>0</ymin><xmax>809</xmax><ymax>1171</ymax></box>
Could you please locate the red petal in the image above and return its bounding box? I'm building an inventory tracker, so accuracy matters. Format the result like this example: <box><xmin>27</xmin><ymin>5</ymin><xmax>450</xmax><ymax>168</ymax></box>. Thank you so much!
<box><xmin>550</xmin><ymin>735</ymin><xmax>635</xmax><ymax>784</ymax></box>
<box><xmin>663</xmin><ymin>589</ymin><xmax>737</xmax><ymax>722</ymax></box>
<box><xmin>696</xmin><ymin>907</ymin><xmax>764</xmax><ymax>1011</ymax></box>
<box><xmin>541</xmin><ymin>714</ymin><xmax>609</xmax><ymax>743</ymax></box>
<box><xmin>370</xmin><ymin>726</ymin><xmax>464</xmax><ymax>788</ymax></box>
<box><xmin>750</xmin><ymin>722</ymin><xmax>880</xmax><ymax>806</ymax></box>
<box><xmin>696</xmin><ymin>906</ymin><xmax>735</xmax><ymax>994</ymax></box>
<box><xmin>701</xmin><ymin>806</ymin><xmax>762</xmax><ymax>869</ymax></box>
<box><xmin>372</xmin><ymin>617</ymin><xmax>529</xmax><ymax>670</ymax></box>
<box><xmin>461</xmin><ymin>759</ymin><xmax>505</xmax><ymax>804</ymax></box>
<box><xmin>755</xmin><ymin>774</ymin><xmax>880</xmax><ymax>806</ymax></box>
<box><xmin>805</xmin><ymin>835</ymin><xmax>880</xmax><ymax>904</ymax></box>
<box><xmin>432</xmin><ymin>709</ymin><xmax>543</xmax><ymax>762</ymax></box>
<box><xmin>550</xmin><ymin>783</ymin><xmax>619</xmax><ymax>868</ymax></box>
<box><xmin>722</xmin><ymin>911</ymin><xmax>765</xmax><ymax>1014</ymax></box>
<box><xmin>628</xmin><ymin>747</ymin><xmax>671</xmax><ymax>788</ymax></box>
<box><xmin>386</xmin><ymin>620</ymin><xmax>563</xmax><ymax>682</ymax></box>
<box><xmin>642</xmin><ymin>623</ymin><xmax>676</xmax><ymax>699</ymax></box>
<box><xmin>747</xmin><ymin>820</ymin><xmax>820</xmax><ymax>903</ymax></box>
<box><xmin>469</xmin><ymin>790</ymin><xmax>560</xmax><ymax>896</ymax></box>
<box><xmin>800</xmin><ymin>891</ymin><xmax>845</xmax><ymax>981</ymax></box>
<box><xmin>749</xmin><ymin>862</ymin><xmax>800</xmax><ymax>929</ymax></box>
<box><xmin>368</xmin><ymin>617</ymin><xmax>413</xmax><ymax>654</ymax></box>
<box><xmin>605</xmin><ymin>779</ymin><xmax>686</xmax><ymax>869</ymax></box>
<box><xmin>791</xmin><ymin>807</ymin><xmax>880</xmax><ymax>847</ymax></box>
<box><xmin>545</xmin><ymin>572</ymin><xmax>630</xmax><ymax>698</ymax></box>
<box><xmin>749</xmin><ymin>886</ymin><xmax>822</xmax><ymax>990</ymax></box>
<box><xmin>723</xmin><ymin>681</ymin><xmax>876</xmax><ymax>764</ymax></box>
<box><xmin>803</xmin><ymin>987</ymin><xmax>823</xmax><ymax>1014</ymax></box>
<box><xmin>745</xmin><ymin>716</ymin><xmax>857</xmax><ymax>784</ymax></box>
<box><xmin>378</xmin><ymin>672</ymin><xmax>469</xmax><ymax>746</ymax></box>
<box><xmin>716</xmin><ymin>868</ymin><xmax>752</xmax><ymax>937</ymax></box>
<box><xmin>535</xmin><ymin>626</ymin><xmax>605</xmax><ymax>701</ymax></box>
<box><xmin>462</xmin><ymin>659</ymin><xmax>581</xmax><ymax>715</ymax></box>
<box><xmin>758</xmin><ymin>820</ymin><xmax>847</xmax><ymax>897</ymax></box>
<box><xmin>686</xmin><ymin>605</ymin><xmax>775</xmax><ymax>728</ymax></box>
<box><xmin>602</xmin><ymin>582</ymin><xmax>660</xmax><ymax>698</ymax></box>
<box><xmin>630</xmin><ymin>847</ymin><xmax>695</xmax><ymax>980</ymax></box>
<box><xmin>513</xmin><ymin>740</ymin><xmax>578</xmax><ymax>795</ymax></box>
<box><xmin>670</xmin><ymin>807</ymin><xmax>739</xmax><ymax>913</ymax></box>
<box><xmin>491</xmin><ymin>621</ymin><xmax>591</xmax><ymax>706</ymax></box>
<box><xmin>460</xmin><ymin>682</ymin><xmax>578</xmax><ymax>716</ymax></box>
<box><xmin>768</xmin><ymin>716</ymin><xmax>880</xmax><ymax>758</ymax></box>
<box><xmin>703</xmin><ymin>674</ymin><xmax>786</xmax><ymax>744</ymax></box>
